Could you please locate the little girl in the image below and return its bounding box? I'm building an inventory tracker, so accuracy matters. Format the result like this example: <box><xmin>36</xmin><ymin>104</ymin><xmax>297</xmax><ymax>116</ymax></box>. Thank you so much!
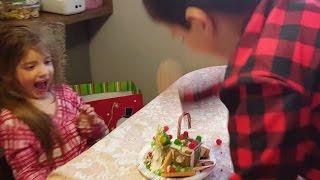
<box><xmin>0</xmin><ymin>24</ymin><xmax>107</xmax><ymax>180</ymax></box>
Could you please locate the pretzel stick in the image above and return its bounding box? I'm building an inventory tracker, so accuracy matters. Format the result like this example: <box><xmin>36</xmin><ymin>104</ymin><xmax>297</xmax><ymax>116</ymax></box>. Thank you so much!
<box><xmin>193</xmin><ymin>164</ymin><xmax>215</xmax><ymax>171</ymax></box>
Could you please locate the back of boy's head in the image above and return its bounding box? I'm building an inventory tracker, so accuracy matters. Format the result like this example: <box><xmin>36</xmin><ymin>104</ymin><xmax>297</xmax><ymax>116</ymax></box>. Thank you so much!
<box><xmin>143</xmin><ymin>0</ymin><xmax>260</xmax><ymax>28</ymax></box>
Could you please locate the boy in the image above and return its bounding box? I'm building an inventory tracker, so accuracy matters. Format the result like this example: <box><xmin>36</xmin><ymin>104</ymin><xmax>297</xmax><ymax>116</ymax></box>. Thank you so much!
<box><xmin>143</xmin><ymin>0</ymin><xmax>320</xmax><ymax>179</ymax></box>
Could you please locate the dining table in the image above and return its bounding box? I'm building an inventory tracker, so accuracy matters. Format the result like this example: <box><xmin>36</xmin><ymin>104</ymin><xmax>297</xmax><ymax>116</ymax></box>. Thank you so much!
<box><xmin>47</xmin><ymin>65</ymin><xmax>233</xmax><ymax>180</ymax></box>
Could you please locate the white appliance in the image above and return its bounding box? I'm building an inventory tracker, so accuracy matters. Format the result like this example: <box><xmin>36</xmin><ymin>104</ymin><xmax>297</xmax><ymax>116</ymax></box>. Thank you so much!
<box><xmin>41</xmin><ymin>0</ymin><xmax>86</xmax><ymax>15</ymax></box>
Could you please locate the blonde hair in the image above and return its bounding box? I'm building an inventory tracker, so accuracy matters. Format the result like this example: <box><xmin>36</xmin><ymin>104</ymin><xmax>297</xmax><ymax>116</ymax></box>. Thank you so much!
<box><xmin>0</xmin><ymin>24</ymin><xmax>63</xmax><ymax>162</ymax></box>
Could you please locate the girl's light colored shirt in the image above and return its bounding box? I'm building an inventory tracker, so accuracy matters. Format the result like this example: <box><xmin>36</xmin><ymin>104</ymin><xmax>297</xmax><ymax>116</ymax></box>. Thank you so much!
<box><xmin>0</xmin><ymin>84</ymin><xmax>107</xmax><ymax>180</ymax></box>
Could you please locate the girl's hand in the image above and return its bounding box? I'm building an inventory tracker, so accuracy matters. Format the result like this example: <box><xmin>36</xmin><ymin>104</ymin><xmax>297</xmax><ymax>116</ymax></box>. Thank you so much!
<box><xmin>79</xmin><ymin>104</ymin><xmax>97</xmax><ymax>124</ymax></box>
<box><xmin>77</xmin><ymin>104</ymin><xmax>109</xmax><ymax>140</ymax></box>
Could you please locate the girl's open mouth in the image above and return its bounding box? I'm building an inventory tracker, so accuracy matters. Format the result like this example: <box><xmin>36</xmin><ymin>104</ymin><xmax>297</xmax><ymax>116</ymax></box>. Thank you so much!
<box><xmin>34</xmin><ymin>80</ymin><xmax>48</xmax><ymax>90</ymax></box>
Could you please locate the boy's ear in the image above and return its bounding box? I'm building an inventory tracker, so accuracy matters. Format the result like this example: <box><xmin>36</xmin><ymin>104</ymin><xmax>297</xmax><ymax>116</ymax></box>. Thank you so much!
<box><xmin>185</xmin><ymin>7</ymin><xmax>215</xmax><ymax>32</ymax></box>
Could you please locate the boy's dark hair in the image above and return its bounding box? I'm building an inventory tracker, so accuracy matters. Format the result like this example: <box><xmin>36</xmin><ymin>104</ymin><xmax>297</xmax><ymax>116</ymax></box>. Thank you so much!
<box><xmin>143</xmin><ymin>0</ymin><xmax>260</xmax><ymax>28</ymax></box>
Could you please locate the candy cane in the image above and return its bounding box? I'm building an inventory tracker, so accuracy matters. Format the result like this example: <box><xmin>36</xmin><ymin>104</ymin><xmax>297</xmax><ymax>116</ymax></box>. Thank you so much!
<box><xmin>177</xmin><ymin>112</ymin><xmax>191</xmax><ymax>137</ymax></box>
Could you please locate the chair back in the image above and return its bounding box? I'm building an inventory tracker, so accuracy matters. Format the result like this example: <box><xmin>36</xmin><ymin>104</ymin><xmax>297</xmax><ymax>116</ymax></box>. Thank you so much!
<box><xmin>0</xmin><ymin>148</ymin><xmax>14</xmax><ymax>180</ymax></box>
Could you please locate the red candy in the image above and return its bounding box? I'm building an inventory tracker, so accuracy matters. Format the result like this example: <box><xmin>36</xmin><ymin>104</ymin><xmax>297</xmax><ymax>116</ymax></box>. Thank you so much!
<box><xmin>178</xmin><ymin>134</ymin><xmax>184</xmax><ymax>140</ymax></box>
<box><xmin>183</xmin><ymin>131</ymin><xmax>189</xmax><ymax>138</ymax></box>
<box><xmin>216</xmin><ymin>138</ymin><xmax>222</xmax><ymax>146</ymax></box>
<box><xmin>169</xmin><ymin>167</ymin><xmax>176</xmax><ymax>173</ymax></box>
<box><xmin>178</xmin><ymin>134</ymin><xmax>185</xmax><ymax>140</ymax></box>
<box><xmin>168</xmin><ymin>135</ymin><xmax>173</xmax><ymax>139</ymax></box>
<box><xmin>188</xmin><ymin>141</ymin><xmax>198</xmax><ymax>149</ymax></box>
<box><xmin>163</xmin><ymin>126</ymin><xmax>169</xmax><ymax>132</ymax></box>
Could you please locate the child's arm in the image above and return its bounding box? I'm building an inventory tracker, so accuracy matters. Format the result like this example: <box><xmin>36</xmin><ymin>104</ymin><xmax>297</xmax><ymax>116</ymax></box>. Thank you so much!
<box><xmin>0</xmin><ymin>115</ymin><xmax>50</xmax><ymax>180</ymax></box>
<box><xmin>178</xmin><ymin>65</ymin><xmax>226</xmax><ymax>103</ymax></box>
<box><xmin>223</xmin><ymin>75</ymin><xmax>316</xmax><ymax>179</ymax></box>
<box><xmin>62</xmin><ymin>84</ymin><xmax>108</xmax><ymax>144</ymax></box>
<box><xmin>77</xmin><ymin>104</ymin><xmax>108</xmax><ymax>144</ymax></box>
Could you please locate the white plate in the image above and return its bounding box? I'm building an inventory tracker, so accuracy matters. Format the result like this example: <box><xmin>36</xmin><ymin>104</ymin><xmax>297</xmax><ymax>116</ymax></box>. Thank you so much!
<box><xmin>137</xmin><ymin>144</ymin><xmax>216</xmax><ymax>180</ymax></box>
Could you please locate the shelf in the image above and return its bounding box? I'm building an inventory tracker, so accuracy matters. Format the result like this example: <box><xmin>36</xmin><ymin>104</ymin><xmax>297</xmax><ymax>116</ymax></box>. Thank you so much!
<box><xmin>39</xmin><ymin>0</ymin><xmax>113</xmax><ymax>25</ymax></box>
<box><xmin>5</xmin><ymin>0</ymin><xmax>113</xmax><ymax>25</ymax></box>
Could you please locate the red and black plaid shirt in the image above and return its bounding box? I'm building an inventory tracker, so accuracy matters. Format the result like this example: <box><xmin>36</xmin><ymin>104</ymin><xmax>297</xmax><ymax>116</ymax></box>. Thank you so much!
<box><xmin>182</xmin><ymin>0</ymin><xmax>320</xmax><ymax>179</ymax></box>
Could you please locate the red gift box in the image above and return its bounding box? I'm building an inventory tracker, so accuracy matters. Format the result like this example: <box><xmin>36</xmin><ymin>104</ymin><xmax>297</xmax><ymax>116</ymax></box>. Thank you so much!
<box><xmin>86</xmin><ymin>94</ymin><xmax>143</xmax><ymax>131</ymax></box>
<box><xmin>73</xmin><ymin>81</ymin><xmax>143</xmax><ymax>132</ymax></box>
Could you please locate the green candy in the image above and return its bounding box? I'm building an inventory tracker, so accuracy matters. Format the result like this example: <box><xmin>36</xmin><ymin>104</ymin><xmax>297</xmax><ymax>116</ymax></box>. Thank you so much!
<box><xmin>196</xmin><ymin>135</ymin><xmax>202</xmax><ymax>142</ymax></box>
<box><xmin>160</xmin><ymin>136</ymin><xmax>167</xmax><ymax>145</ymax></box>
<box><xmin>155</xmin><ymin>169</ymin><xmax>163</xmax><ymax>176</ymax></box>
<box><xmin>145</xmin><ymin>163</ymin><xmax>151</xmax><ymax>170</ymax></box>
<box><xmin>174</xmin><ymin>139</ymin><xmax>182</xmax><ymax>146</ymax></box>
<box><xmin>165</xmin><ymin>138</ymin><xmax>171</xmax><ymax>145</ymax></box>
<box><xmin>173</xmin><ymin>164</ymin><xmax>181</xmax><ymax>172</ymax></box>
<box><xmin>151</xmin><ymin>141</ymin><xmax>155</xmax><ymax>147</ymax></box>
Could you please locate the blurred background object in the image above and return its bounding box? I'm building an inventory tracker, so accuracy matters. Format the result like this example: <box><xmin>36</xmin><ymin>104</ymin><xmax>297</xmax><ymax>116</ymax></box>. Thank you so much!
<box><xmin>41</xmin><ymin>0</ymin><xmax>85</xmax><ymax>15</ymax></box>
<box><xmin>0</xmin><ymin>0</ymin><xmax>40</xmax><ymax>20</ymax></box>
<box><xmin>85</xmin><ymin>0</ymin><xmax>103</xmax><ymax>10</ymax></box>
<box><xmin>156</xmin><ymin>59</ymin><xmax>184</xmax><ymax>93</ymax></box>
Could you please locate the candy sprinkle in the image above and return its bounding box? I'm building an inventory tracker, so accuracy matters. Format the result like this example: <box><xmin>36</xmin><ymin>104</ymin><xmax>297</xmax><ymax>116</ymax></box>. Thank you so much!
<box><xmin>216</xmin><ymin>138</ymin><xmax>222</xmax><ymax>146</ymax></box>
<box><xmin>183</xmin><ymin>131</ymin><xmax>189</xmax><ymax>138</ymax></box>
<box><xmin>163</xmin><ymin>126</ymin><xmax>169</xmax><ymax>132</ymax></box>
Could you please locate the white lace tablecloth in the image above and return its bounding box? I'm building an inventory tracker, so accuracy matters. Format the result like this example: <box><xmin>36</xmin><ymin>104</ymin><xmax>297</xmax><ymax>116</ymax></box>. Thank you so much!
<box><xmin>48</xmin><ymin>66</ymin><xmax>233</xmax><ymax>180</ymax></box>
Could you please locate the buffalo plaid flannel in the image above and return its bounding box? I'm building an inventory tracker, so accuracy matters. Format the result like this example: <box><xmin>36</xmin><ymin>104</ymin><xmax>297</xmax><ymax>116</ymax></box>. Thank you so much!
<box><xmin>182</xmin><ymin>0</ymin><xmax>320</xmax><ymax>179</ymax></box>
<box><xmin>0</xmin><ymin>85</ymin><xmax>107</xmax><ymax>180</ymax></box>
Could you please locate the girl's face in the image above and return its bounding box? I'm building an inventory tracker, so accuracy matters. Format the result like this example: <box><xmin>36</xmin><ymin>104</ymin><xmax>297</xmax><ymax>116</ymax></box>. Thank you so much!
<box><xmin>15</xmin><ymin>48</ymin><xmax>54</xmax><ymax>99</ymax></box>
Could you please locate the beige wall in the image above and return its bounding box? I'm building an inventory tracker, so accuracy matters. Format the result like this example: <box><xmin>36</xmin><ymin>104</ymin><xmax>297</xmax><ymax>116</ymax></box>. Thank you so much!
<box><xmin>89</xmin><ymin>0</ymin><xmax>225</xmax><ymax>103</ymax></box>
